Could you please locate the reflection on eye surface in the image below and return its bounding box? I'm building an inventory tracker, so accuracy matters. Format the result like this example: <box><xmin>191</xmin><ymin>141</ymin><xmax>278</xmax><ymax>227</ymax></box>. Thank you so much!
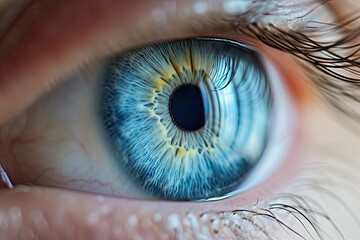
<box><xmin>0</xmin><ymin>0</ymin><xmax>359</xmax><ymax>239</ymax></box>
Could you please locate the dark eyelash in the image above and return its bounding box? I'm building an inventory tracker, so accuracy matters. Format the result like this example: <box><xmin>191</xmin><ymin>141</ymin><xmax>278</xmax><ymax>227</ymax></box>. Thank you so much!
<box><xmin>237</xmin><ymin>15</ymin><xmax>360</xmax><ymax>122</ymax></box>
<box><xmin>194</xmin><ymin>159</ymin><xmax>360</xmax><ymax>240</ymax></box>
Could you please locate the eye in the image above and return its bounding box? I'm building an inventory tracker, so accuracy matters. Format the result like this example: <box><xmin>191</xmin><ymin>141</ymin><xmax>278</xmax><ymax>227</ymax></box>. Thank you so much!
<box><xmin>101</xmin><ymin>38</ymin><xmax>283</xmax><ymax>200</ymax></box>
<box><xmin>0</xmin><ymin>36</ymin><xmax>297</xmax><ymax>201</ymax></box>
<box><xmin>0</xmin><ymin>0</ymin><xmax>358</xmax><ymax>239</ymax></box>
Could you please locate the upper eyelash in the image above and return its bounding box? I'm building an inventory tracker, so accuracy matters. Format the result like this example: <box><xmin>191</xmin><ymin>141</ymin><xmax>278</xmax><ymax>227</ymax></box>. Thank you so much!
<box><xmin>231</xmin><ymin>12</ymin><xmax>360</xmax><ymax>121</ymax></box>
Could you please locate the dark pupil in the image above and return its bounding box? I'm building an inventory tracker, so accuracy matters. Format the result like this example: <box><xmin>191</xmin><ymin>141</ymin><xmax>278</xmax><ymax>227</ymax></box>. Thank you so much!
<box><xmin>169</xmin><ymin>84</ymin><xmax>206</xmax><ymax>131</ymax></box>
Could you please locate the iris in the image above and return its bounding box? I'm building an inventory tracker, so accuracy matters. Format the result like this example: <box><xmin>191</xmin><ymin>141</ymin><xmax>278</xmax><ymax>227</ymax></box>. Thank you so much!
<box><xmin>101</xmin><ymin>38</ymin><xmax>272</xmax><ymax>200</ymax></box>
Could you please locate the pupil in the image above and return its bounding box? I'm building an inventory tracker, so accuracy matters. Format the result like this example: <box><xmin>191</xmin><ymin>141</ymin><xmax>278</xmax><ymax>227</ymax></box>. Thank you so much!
<box><xmin>169</xmin><ymin>84</ymin><xmax>207</xmax><ymax>131</ymax></box>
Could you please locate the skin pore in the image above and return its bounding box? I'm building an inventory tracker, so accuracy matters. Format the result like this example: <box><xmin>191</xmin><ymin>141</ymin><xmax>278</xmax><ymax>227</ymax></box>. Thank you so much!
<box><xmin>0</xmin><ymin>0</ymin><xmax>359</xmax><ymax>239</ymax></box>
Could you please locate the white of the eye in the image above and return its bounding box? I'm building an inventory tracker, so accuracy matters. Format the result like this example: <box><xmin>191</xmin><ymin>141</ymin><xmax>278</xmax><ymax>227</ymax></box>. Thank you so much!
<box><xmin>238</xmin><ymin>55</ymin><xmax>298</xmax><ymax>193</ymax></box>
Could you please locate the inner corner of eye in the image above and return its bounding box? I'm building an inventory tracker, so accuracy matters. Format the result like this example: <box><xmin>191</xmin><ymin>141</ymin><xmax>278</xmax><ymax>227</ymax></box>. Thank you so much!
<box><xmin>93</xmin><ymin>37</ymin><xmax>297</xmax><ymax>202</ymax></box>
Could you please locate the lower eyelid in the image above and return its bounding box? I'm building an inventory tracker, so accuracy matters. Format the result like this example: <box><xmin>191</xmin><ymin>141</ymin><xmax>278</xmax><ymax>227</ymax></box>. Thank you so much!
<box><xmin>0</xmin><ymin>129</ymin><xmax>305</xmax><ymax>239</ymax></box>
<box><xmin>0</xmin><ymin>186</ymin><xmax>188</xmax><ymax>239</ymax></box>
<box><xmin>0</xmin><ymin>186</ymin><xmax>209</xmax><ymax>238</ymax></box>
<box><xmin>0</xmin><ymin>158</ymin><xmax>301</xmax><ymax>240</ymax></box>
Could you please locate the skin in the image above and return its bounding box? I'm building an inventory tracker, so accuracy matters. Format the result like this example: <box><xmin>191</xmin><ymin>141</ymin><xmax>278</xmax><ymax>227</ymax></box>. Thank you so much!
<box><xmin>0</xmin><ymin>0</ymin><xmax>359</xmax><ymax>239</ymax></box>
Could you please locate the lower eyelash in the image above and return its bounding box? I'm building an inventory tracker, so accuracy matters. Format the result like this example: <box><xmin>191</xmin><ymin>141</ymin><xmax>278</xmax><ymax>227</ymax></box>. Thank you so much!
<box><xmin>270</xmin><ymin>162</ymin><xmax>360</xmax><ymax>240</ymax></box>
<box><xmin>168</xmin><ymin>160</ymin><xmax>359</xmax><ymax>240</ymax></box>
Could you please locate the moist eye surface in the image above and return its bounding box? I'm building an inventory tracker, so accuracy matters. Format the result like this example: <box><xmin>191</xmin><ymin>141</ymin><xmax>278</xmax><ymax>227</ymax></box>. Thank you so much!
<box><xmin>101</xmin><ymin>38</ymin><xmax>273</xmax><ymax>201</ymax></box>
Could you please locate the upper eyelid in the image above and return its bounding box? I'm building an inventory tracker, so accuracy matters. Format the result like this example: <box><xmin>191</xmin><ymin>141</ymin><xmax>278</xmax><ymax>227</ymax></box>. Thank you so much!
<box><xmin>0</xmin><ymin>0</ymin><xmax>339</xmax><ymax>80</ymax></box>
<box><xmin>0</xmin><ymin>0</ymin><xmax>336</xmax><ymax>68</ymax></box>
<box><xmin>0</xmin><ymin>0</ymin><xmax>337</xmax><ymax>79</ymax></box>
<box><xmin>0</xmin><ymin>0</ymin><xmax>339</xmax><ymax>128</ymax></box>
<box><xmin>0</xmin><ymin>0</ymin><xmax>235</xmax><ymax>126</ymax></box>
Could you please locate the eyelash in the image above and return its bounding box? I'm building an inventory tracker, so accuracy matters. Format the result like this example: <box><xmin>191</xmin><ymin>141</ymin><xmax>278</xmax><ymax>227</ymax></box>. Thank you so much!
<box><xmin>241</xmin><ymin>17</ymin><xmax>360</xmax><ymax>122</ymax></box>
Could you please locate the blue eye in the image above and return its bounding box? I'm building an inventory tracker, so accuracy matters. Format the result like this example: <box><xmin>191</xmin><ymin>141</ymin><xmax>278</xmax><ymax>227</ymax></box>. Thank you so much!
<box><xmin>101</xmin><ymin>38</ymin><xmax>272</xmax><ymax>200</ymax></box>
<box><xmin>0</xmin><ymin>37</ymin><xmax>295</xmax><ymax>203</ymax></box>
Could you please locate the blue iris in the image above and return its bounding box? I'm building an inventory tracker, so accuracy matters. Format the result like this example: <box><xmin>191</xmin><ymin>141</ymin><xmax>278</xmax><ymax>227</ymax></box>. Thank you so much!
<box><xmin>101</xmin><ymin>38</ymin><xmax>272</xmax><ymax>200</ymax></box>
